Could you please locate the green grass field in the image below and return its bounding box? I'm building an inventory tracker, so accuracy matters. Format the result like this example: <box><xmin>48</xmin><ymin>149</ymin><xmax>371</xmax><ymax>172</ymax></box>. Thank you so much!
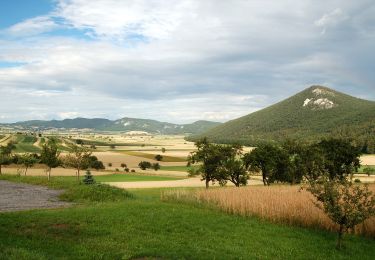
<box><xmin>0</xmin><ymin>175</ymin><xmax>374</xmax><ymax>259</ymax></box>
<box><xmin>119</xmin><ymin>151</ymin><xmax>187</xmax><ymax>162</ymax></box>
<box><xmin>13</xmin><ymin>135</ymin><xmax>41</xmax><ymax>153</ymax></box>
<box><xmin>160</xmin><ymin>165</ymin><xmax>198</xmax><ymax>172</ymax></box>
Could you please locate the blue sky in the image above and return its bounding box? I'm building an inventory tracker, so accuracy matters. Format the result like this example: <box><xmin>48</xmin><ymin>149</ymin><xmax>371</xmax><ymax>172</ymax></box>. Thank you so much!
<box><xmin>0</xmin><ymin>0</ymin><xmax>374</xmax><ymax>123</ymax></box>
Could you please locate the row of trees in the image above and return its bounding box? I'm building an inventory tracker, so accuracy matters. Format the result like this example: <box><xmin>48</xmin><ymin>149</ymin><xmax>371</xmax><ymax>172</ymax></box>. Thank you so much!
<box><xmin>0</xmin><ymin>141</ymin><xmax>105</xmax><ymax>181</ymax></box>
<box><xmin>188</xmin><ymin>138</ymin><xmax>362</xmax><ymax>188</ymax></box>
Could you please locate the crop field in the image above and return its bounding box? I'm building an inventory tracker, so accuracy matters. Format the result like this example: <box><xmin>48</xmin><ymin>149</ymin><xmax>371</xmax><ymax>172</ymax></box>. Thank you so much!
<box><xmin>162</xmin><ymin>185</ymin><xmax>375</xmax><ymax>237</ymax></box>
<box><xmin>13</xmin><ymin>134</ymin><xmax>41</xmax><ymax>153</ymax></box>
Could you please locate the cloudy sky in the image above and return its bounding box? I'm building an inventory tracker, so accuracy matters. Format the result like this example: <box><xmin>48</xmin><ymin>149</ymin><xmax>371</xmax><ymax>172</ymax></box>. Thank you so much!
<box><xmin>0</xmin><ymin>0</ymin><xmax>374</xmax><ymax>123</ymax></box>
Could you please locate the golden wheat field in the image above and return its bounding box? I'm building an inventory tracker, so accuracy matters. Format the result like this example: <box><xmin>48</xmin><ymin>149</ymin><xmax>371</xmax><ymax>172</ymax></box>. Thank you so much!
<box><xmin>162</xmin><ymin>185</ymin><xmax>375</xmax><ymax>237</ymax></box>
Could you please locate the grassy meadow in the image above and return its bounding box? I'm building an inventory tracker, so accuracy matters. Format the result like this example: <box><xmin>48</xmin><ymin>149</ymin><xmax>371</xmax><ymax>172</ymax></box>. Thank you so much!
<box><xmin>1</xmin><ymin>174</ymin><xmax>375</xmax><ymax>259</ymax></box>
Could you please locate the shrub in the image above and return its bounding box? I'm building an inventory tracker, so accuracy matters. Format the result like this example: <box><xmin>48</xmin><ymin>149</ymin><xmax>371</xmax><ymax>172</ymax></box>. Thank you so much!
<box><xmin>82</xmin><ymin>170</ymin><xmax>95</xmax><ymax>185</ymax></box>
<box><xmin>154</xmin><ymin>154</ymin><xmax>163</xmax><ymax>161</ymax></box>
<box><xmin>138</xmin><ymin>161</ymin><xmax>152</xmax><ymax>170</ymax></box>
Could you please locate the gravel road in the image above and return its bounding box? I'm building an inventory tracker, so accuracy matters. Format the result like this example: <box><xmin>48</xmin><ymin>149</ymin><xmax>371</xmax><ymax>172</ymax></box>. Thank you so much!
<box><xmin>0</xmin><ymin>180</ymin><xmax>70</xmax><ymax>212</ymax></box>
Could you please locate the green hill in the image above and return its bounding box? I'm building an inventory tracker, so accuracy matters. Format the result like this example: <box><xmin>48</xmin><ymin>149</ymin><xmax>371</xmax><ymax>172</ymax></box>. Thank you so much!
<box><xmin>192</xmin><ymin>86</ymin><xmax>375</xmax><ymax>152</ymax></box>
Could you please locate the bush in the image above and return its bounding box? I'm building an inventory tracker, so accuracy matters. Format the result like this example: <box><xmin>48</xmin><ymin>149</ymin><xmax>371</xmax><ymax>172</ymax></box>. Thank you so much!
<box><xmin>354</xmin><ymin>178</ymin><xmax>361</xmax><ymax>183</ymax></box>
<box><xmin>124</xmin><ymin>168</ymin><xmax>129</xmax><ymax>172</ymax></box>
<box><xmin>108</xmin><ymin>163</ymin><xmax>112</xmax><ymax>167</ymax></box>
<box><xmin>154</xmin><ymin>154</ymin><xmax>163</xmax><ymax>161</ymax></box>
<box><xmin>138</xmin><ymin>161</ymin><xmax>152</xmax><ymax>170</ymax></box>
<box><xmin>82</xmin><ymin>170</ymin><xmax>95</xmax><ymax>185</ymax></box>
<box><xmin>131</xmin><ymin>169</ymin><xmax>136</xmax><ymax>173</ymax></box>
<box><xmin>152</xmin><ymin>163</ymin><xmax>160</xmax><ymax>171</ymax></box>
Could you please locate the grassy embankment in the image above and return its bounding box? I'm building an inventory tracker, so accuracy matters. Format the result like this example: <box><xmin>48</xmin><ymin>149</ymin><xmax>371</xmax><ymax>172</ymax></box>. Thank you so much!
<box><xmin>0</xmin><ymin>175</ymin><xmax>374</xmax><ymax>259</ymax></box>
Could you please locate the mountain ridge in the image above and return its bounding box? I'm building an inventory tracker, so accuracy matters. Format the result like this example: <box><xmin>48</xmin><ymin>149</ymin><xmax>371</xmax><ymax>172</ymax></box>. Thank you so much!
<box><xmin>0</xmin><ymin>117</ymin><xmax>221</xmax><ymax>135</ymax></box>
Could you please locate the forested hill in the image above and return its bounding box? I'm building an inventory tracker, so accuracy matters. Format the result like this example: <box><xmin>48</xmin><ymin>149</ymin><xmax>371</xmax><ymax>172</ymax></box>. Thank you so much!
<box><xmin>191</xmin><ymin>86</ymin><xmax>375</xmax><ymax>153</ymax></box>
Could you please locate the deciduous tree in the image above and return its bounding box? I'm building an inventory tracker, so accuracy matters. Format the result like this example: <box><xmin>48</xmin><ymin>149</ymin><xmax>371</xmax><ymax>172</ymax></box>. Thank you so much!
<box><xmin>40</xmin><ymin>142</ymin><xmax>61</xmax><ymax>181</ymax></box>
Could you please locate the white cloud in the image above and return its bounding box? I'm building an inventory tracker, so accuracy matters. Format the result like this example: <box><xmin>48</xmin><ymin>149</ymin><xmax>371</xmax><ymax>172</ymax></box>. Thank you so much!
<box><xmin>5</xmin><ymin>16</ymin><xmax>59</xmax><ymax>36</ymax></box>
<box><xmin>55</xmin><ymin>0</ymin><xmax>195</xmax><ymax>40</ymax></box>
<box><xmin>0</xmin><ymin>0</ymin><xmax>374</xmax><ymax>123</ymax></box>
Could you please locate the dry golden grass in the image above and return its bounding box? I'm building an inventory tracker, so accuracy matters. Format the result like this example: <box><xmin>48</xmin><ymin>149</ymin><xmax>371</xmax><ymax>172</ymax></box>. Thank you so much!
<box><xmin>163</xmin><ymin>185</ymin><xmax>375</xmax><ymax>237</ymax></box>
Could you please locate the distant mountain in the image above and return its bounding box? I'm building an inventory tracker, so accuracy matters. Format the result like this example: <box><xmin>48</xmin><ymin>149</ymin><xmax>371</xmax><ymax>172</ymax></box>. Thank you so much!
<box><xmin>0</xmin><ymin>117</ymin><xmax>221</xmax><ymax>135</ymax></box>
<box><xmin>192</xmin><ymin>86</ymin><xmax>375</xmax><ymax>152</ymax></box>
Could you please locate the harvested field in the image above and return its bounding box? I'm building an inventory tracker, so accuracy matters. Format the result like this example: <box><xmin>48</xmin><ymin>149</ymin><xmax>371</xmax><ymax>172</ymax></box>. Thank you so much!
<box><xmin>118</xmin><ymin>151</ymin><xmax>187</xmax><ymax>162</ymax></box>
<box><xmin>162</xmin><ymin>185</ymin><xmax>375</xmax><ymax>237</ymax></box>
<box><xmin>361</xmin><ymin>155</ymin><xmax>375</xmax><ymax>166</ymax></box>
<box><xmin>0</xmin><ymin>180</ymin><xmax>70</xmax><ymax>212</ymax></box>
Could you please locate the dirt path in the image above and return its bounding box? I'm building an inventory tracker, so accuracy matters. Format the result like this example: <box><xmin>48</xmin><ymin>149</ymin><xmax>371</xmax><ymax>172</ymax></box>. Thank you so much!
<box><xmin>0</xmin><ymin>180</ymin><xmax>70</xmax><ymax>212</ymax></box>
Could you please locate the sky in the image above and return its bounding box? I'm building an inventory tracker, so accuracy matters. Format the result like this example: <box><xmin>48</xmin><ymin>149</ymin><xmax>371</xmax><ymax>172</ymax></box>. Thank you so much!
<box><xmin>0</xmin><ymin>0</ymin><xmax>374</xmax><ymax>123</ymax></box>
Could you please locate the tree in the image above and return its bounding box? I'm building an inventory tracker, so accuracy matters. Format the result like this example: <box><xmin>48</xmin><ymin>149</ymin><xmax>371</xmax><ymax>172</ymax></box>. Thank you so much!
<box><xmin>152</xmin><ymin>162</ymin><xmax>160</xmax><ymax>171</ymax></box>
<box><xmin>75</xmin><ymin>139</ymin><xmax>84</xmax><ymax>145</ymax></box>
<box><xmin>138</xmin><ymin>161</ymin><xmax>152</xmax><ymax>170</ymax></box>
<box><xmin>217</xmin><ymin>145</ymin><xmax>249</xmax><ymax>187</ymax></box>
<box><xmin>317</xmin><ymin>139</ymin><xmax>361</xmax><ymax>180</ymax></box>
<box><xmin>121</xmin><ymin>163</ymin><xmax>127</xmax><ymax>168</ymax></box>
<box><xmin>63</xmin><ymin>144</ymin><xmax>92</xmax><ymax>181</ymax></box>
<box><xmin>88</xmin><ymin>156</ymin><xmax>105</xmax><ymax>170</ymax></box>
<box><xmin>0</xmin><ymin>142</ymin><xmax>16</xmax><ymax>174</ymax></box>
<box><xmin>18</xmin><ymin>153</ymin><xmax>39</xmax><ymax>176</ymax></box>
<box><xmin>188</xmin><ymin>138</ymin><xmax>233</xmax><ymax>188</ymax></box>
<box><xmin>161</xmin><ymin>147</ymin><xmax>166</xmax><ymax>153</ymax></box>
<box><xmin>307</xmin><ymin>177</ymin><xmax>375</xmax><ymax>249</ymax></box>
<box><xmin>243</xmin><ymin>143</ymin><xmax>286</xmax><ymax>186</ymax></box>
<box><xmin>40</xmin><ymin>142</ymin><xmax>61</xmax><ymax>181</ymax></box>
<box><xmin>154</xmin><ymin>154</ymin><xmax>163</xmax><ymax>161</ymax></box>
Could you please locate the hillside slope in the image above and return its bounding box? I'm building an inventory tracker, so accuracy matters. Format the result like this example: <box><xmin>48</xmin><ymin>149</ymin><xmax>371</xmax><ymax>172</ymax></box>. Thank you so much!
<box><xmin>193</xmin><ymin>86</ymin><xmax>375</xmax><ymax>151</ymax></box>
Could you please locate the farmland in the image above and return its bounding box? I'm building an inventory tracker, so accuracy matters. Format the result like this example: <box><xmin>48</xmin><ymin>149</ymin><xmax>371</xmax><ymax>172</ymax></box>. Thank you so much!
<box><xmin>1</xmin><ymin>132</ymin><xmax>375</xmax><ymax>259</ymax></box>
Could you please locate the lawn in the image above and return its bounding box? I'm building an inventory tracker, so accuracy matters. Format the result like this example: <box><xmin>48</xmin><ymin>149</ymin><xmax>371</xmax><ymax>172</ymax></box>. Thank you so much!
<box><xmin>0</xmin><ymin>175</ymin><xmax>374</xmax><ymax>259</ymax></box>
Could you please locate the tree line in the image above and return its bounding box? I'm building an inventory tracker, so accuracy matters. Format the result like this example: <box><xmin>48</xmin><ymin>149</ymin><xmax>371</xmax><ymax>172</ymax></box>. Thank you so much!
<box><xmin>188</xmin><ymin>137</ymin><xmax>363</xmax><ymax>188</ymax></box>
<box><xmin>0</xmin><ymin>140</ymin><xmax>105</xmax><ymax>181</ymax></box>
